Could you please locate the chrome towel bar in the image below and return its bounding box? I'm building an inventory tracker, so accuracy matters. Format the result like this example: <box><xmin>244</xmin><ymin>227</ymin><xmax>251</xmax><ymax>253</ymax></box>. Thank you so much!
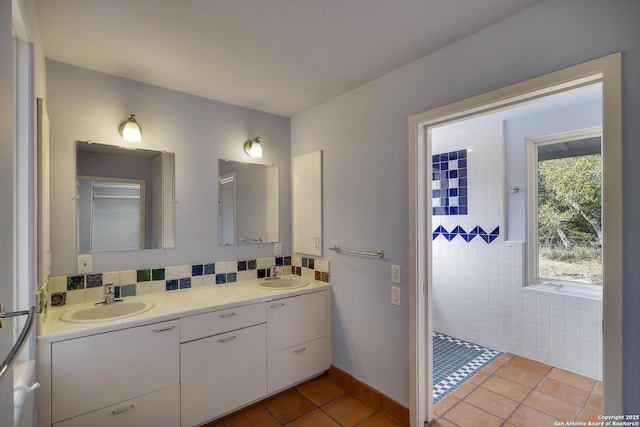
<box><xmin>329</xmin><ymin>245</ymin><xmax>384</xmax><ymax>258</ymax></box>
<box><xmin>0</xmin><ymin>305</ymin><xmax>35</xmax><ymax>382</ymax></box>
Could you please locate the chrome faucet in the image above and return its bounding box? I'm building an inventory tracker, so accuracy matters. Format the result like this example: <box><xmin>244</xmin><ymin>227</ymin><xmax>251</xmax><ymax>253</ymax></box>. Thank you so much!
<box><xmin>96</xmin><ymin>285</ymin><xmax>122</xmax><ymax>305</ymax></box>
<box><xmin>269</xmin><ymin>264</ymin><xmax>280</xmax><ymax>280</ymax></box>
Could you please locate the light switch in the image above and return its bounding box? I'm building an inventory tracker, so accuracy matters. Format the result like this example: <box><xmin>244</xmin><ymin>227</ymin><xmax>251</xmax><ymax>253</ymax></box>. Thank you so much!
<box><xmin>274</xmin><ymin>242</ymin><xmax>282</xmax><ymax>256</ymax></box>
<box><xmin>391</xmin><ymin>264</ymin><xmax>401</xmax><ymax>283</ymax></box>
<box><xmin>391</xmin><ymin>286</ymin><xmax>401</xmax><ymax>306</ymax></box>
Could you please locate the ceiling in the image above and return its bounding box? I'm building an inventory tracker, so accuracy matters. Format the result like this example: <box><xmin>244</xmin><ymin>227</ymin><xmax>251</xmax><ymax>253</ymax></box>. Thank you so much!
<box><xmin>35</xmin><ymin>0</ymin><xmax>544</xmax><ymax>117</ymax></box>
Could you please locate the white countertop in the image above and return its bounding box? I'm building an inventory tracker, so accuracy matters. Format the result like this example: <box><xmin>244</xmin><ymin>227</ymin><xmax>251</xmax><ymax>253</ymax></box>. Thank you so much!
<box><xmin>38</xmin><ymin>276</ymin><xmax>330</xmax><ymax>343</ymax></box>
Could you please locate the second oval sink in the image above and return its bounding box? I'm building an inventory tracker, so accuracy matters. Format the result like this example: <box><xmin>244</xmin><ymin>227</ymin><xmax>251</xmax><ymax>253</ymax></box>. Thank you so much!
<box><xmin>60</xmin><ymin>301</ymin><xmax>154</xmax><ymax>323</ymax></box>
<box><xmin>256</xmin><ymin>278</ymin><xmax>309</xmax><ymax>289</ymax></box>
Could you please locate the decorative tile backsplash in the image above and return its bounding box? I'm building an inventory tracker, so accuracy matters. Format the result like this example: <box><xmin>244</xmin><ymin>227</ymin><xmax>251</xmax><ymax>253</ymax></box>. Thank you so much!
<box><xmin>432</xmin><ymin>149</ymin><xmax>468</xmax><ymax>216</ymax></box>
<box><xmin>432</xmin><ymin>225</ymin><xmax>500</xmax><ymax>243</ymax></box>
<box><xmin>47</xmin><ymin>255</ymin><xmax>329</xmax><ymax>307</ymax></box>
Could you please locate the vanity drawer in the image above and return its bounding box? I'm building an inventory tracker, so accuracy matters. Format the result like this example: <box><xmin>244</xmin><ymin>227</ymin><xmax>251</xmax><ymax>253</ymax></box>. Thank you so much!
<box><xmin>53</xmin><ymin>384</ymin><xmax>180</xmax><ymax>427</ymax></box>
<box><xmin>180</xmin><ymin>302</ymin><xmax>266</xmax><ymax>342</ymax></box>
<box><xmin>267</xmin><ymin>336</ymin><xmax>329</xmax><ymax>394</ymax></box>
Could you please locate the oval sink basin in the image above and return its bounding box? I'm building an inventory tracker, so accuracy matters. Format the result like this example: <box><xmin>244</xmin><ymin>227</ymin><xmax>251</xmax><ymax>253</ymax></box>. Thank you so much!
<box><xmin>256</xmin><ymin>278</ymin><xmax>309</xmax><ymax>290</ymax></box>
<box><xmin>60</xmin><ymin>301</ymin><xmax>154</xmax><ymax>323</ymax></box>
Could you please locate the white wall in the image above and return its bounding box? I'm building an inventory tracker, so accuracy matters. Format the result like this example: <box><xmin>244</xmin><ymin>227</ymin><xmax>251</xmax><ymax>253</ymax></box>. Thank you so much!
<box><xmin>292</xmin><ymin>0</ymin><xmax>640</xmax><ymax>410</ymax></box>
<box><xmin>47</xmin><ymin>60</ymin><xmax>291</xmax><ymax>276</ymax></box>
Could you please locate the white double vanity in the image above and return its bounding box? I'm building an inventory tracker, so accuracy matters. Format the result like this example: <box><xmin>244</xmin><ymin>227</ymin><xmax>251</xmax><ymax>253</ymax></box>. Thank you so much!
<box><xmin>37</xmin><ymin>278</ymin><xmax>331</xmax><ymax>427</ymax></box>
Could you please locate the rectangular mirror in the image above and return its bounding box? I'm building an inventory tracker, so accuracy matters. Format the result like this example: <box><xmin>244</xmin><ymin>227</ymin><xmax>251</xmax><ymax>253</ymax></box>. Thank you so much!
<box><xmin>218</xmin><ymin>159</ymin><xmax>279</xmax><ymax>245</ymax></box>
<box><xmin>76</xmin><ymin>141</ymin><xmax>175</xmax><ymax>252</ymax></box>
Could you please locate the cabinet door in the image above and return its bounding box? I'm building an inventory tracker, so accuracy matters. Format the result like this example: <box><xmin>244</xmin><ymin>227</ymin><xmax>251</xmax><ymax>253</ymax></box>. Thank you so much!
<box><xmin>267</xmin><ymin>290</ymin><xmax>328</xmax><ymax>354</ymax></box>
<box><xmin>268</xmin><ymin>336</ymin><xmax>329</xmax><ymax>393</ymax></box>
<box><xmin>181</xmin><ymin>323</ymin><xmax>267</xmax><ymax>426</ymax></box>
<box><xmin>53</xmin><ymin>385</ymin><xmax>180</xmax><ymax>427</ymax></box>
<box><xmin>52</xmin><ymin>320</ymin><xmax>179</xmax><ymax>423</ymax></box>
<box><xmin>293</xmin><ymin>150</ymin><xmax>322</xmax><ymax>256</ymax></box>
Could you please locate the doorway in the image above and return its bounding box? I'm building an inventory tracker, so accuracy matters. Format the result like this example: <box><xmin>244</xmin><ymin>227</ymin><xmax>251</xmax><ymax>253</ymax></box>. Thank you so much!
<box><xmin>409</xmin><ymin>53</ymin><xmax>622</xmax><ymax>426</ymax></box>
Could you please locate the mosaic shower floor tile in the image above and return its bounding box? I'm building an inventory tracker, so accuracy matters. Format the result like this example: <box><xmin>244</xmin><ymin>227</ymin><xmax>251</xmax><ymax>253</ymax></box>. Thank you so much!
<box><xmin>433</xmin><ymin>332</ymin><xmax>502</xmax><ymax>404</ymax></box>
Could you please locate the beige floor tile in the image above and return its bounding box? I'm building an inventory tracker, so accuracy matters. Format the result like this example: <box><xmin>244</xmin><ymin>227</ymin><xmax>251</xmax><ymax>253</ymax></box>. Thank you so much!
<box><xmin>321</xmin><ymin>394</ymin><xmax>376</xmax><ymax>427</ymax></box>
<box><xmin>537</xmin><ymin>377</ymin><xmax>590</xmax><ymax>406</ymax></box>
<box><xmin>508</xmin><ymin>405</ymin><xmax>560</xmax><ymax>426</ymax></box>
<box><xmin>297</xmin><ymin>377</ymin><xmax>347</xmax><ymax>406</ymax></box>
<box><xmin>428</xmin><ymin>418</ymin><xmax>458</xmax><ymax>427</ymax></box>
<box><xmin>465</xmin><ymin>386</ymin><xmax>519</xmax><ymax>419</ymax></box>
<box><xmin>451</xmin><ymin>381</ymin><xmax>476</xmax><ymax>399</ymax></box>
<box><xmin>263</xmin><ymin>389</ymin><xmax>316</xmax><ymax>424</ymax></box>
<box><xmin>524</xmin><ymin>390</ymin><xmax>581</xmax><ymax>420</ymax></box>
<box><xmin>482</xmin><ymin>375</ymin><xmax>533</xmax><ymax>401</ymax></box>
<box><xmin>547</xmin><ymin>368</ymin><xmax>596</xmax><ymax>391</ymax></box>
<box><xmin>587</xmin><ymin>393</ymin><xmax>603</xmax><ymax>412</ymax></box>
<box><xmin>355</xmin><ymin>413</ymin><xmax>404</xmax><ymax>427</ymax></box>
<box><xmin>496</xmin><ymin>364</ymin><xmax>546</xmax><ymax>388</ymax></box>
<box><xmin>444</xmin><ymin>401</ymin><xmax>503</xmax><ymax>427</ymax></box>
<box><xmin>577</xmin><ymin>408</ymin><xmax>602</xmax><ymax>423</ymax></box>
<box><xmin>433</xmin><ymin>395</ymin><xmax>459</xmax><ymax>417</ymax></box>
<box><xmin>285</xmin><ymin>409</ymin><xmax>341</xmax><ymax>427</ymax></box>
<box><xmin>223</xmin><ymin>405</ymin><xmax>280</xmax><ymax>427</ymax></box>
<box><xmin>507</xmin><ymin>356</ymin><xmax>553</xmax><ymax>376</ymax></box>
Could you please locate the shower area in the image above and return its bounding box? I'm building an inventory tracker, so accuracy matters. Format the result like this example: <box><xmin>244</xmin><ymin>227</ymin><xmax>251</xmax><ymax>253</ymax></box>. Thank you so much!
<box><xmin>429</xmin><ymin>86</ymin><xmax>604</xmax><ymax>404</ymax></box>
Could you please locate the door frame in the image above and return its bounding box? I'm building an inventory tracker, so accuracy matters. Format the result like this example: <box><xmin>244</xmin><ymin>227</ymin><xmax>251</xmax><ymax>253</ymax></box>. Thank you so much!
<box><xmin>409</xmin><ymin>53</ymin><xmax>622</xmax><ymax>425</ymax></box>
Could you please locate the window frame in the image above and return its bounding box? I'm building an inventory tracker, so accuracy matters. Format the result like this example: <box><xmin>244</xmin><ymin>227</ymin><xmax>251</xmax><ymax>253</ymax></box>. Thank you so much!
<box><xmin>526</xmin><ymin>126</ymin><xmax>603</xmax><ymax>295</ymax></box>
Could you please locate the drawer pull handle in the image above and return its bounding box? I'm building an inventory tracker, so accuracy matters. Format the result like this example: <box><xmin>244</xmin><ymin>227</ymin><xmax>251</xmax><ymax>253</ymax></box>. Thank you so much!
<box><xmin>153</xmin><ymin>326</ymin><xmax>176</xmax><ymax>333</ymax></box>
<box><xmin>112</xmin><ymin>405</ymin><xmax>135</xmax><ymax>415</ymax></box>
<box><xmin>219</xmin><ymin>312</ymin><xmax>236</xmax><ymax>318</ymax></box>
<box><xmin>294</xmin><ymin>347</ymin><xmax>307</xmax><ymax>354</ymax></box>
<box><xmin>218</xmin><ymin>335</ymin><xmax>237</xmax><ymax>343</ymax></box>
<box><xmin>269</xmin><ymin>302</ymin><xmax>285</xmax><ymax>308</ymax></box>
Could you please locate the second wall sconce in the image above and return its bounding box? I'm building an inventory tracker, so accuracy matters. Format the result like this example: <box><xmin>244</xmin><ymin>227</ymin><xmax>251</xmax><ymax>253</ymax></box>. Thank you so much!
<box><xmin>120</xmin><ymin>114</ymin><xmax>142</xmax><ymax>143</ymax></box>
<box><xmin>244</xmin><ymin>136</ymin><xmax>263</xmax><ymax>158</ymax></box>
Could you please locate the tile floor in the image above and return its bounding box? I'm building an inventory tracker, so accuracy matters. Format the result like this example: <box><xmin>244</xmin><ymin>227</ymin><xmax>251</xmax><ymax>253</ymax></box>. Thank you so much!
<box><xmin>203</xmin><ymin>353</ymin><xmax>602</xmax><ymax>427</ymax></box>
<box><xmin>432</xmin><ymin>353</ymin><xmax>603</xmax><ymax>426</ymax></box>
<box><xmin>433</xmin><ymin>332</ymin><xmax>502</xmax><ymax>403</ymax></box>
<box><xmin>203</xmin><ymin>375</ymin><xmax>406</xmax><ymax>427</ymax></box>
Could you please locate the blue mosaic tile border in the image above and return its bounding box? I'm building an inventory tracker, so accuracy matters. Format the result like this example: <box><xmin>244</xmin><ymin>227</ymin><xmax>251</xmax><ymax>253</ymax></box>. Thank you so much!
<box><xmin>433</xmin><ymin>225</ymin><xmax>499</xmax><ymax>243</ymax></box>
<box><xmin>433</xmin><ymin>332</ymin><xmax>502</xmax><ymax>403</ymax></box>
<box><xmin>432</xmin><ymin>149</ymin><xmax>468</xmax><ymax>216</ymax></box>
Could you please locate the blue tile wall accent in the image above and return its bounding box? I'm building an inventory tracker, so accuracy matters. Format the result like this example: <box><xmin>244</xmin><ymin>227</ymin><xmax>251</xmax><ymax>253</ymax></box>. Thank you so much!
<box><xmin>227</xmin><ymin>273</ymin><xmax>237</xmax><ymax>283</ymax></box>
<box><xmin>121</xmin><ymin>284</ymin><xmax>136</xmax><ymax>297</ymax></box>
<box><xmin>180</xmin><ymin>277</ymin><xmax>191</xmax><ymax>289</ymax></box>
<box><xmin>433</xmin><ymin>226</ymin><xmax>499</xmax><ymax>243</ymax></box>
<box><xmin>237</xmin><ymin>261</ymin><xmax>247</xmax><ymax>271</ymax></box>
<box><xmin>284</xmin><ymin>256</ymin><xmax>291</xmax><ymax>266</ymax></box>
<box><xmin>433</xmin><ymin>149</ymin><xmax>468</xmax><ymax>216</ymax></box>
<box><xmin>166</xmin><ymin>279</ymin><xmax>179</xmax><ymax>291</ymax></box>
<box><xmin>86</xmin><ymin>274</ymin><xmax>103</xmax><ymax>288</ymax></box>
<box><xmin>275</xmin><ymin>257</ymin><xmax>283</xmax><ymax>266</ymax></box>
<box><xmin>192</xmin><ymin>264</ymin><xmax>203</xmax><ymax>276</ymax></box>
<box><xmin>204</xmin><ymin>263</ymin><xmax>215</xmax><ymax>275</ymax></box>
<box><xmin>215</xmin><ymin>274</ymin><xmax>227</xmax><ymax>284</ymax></box>
<box><xmin>67</xmin><ymin>275</ymin><xmax>84</xmax><ymax>290</ymax></box>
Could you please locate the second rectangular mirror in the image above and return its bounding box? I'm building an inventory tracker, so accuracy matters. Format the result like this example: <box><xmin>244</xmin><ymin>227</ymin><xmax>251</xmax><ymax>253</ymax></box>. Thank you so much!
<box><xmin>218</xmin><ymin>159</ymin><xmax>279</xmax><ymax>245</ymax></box>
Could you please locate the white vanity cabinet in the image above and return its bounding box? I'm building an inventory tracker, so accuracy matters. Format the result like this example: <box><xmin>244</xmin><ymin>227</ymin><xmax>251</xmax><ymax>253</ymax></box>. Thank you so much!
<box><xmin>180</xmin><ymin>303</ymin><xmax>267</xmax><ymax>427</ymax></box>
<box><xmin>50</xmin><ymin>320</ymin><xmax>179</xmax><ymax>426</ymax></box>
<box><xmin>267</xmin><ymin>290</ymin><xmax>330</xmax><ymax>393</ymax></box>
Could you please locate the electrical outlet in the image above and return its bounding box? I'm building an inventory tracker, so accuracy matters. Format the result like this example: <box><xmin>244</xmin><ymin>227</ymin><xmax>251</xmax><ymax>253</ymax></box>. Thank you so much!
<box><xmin>77</xmin><ymin>254</ymin><xmax>93</xmax><ymax>274</ymax></box>
<box><xmin>391</xmin><ymin>264</ymin><xmax>401</xmax><ymax>283</ymax></box>
<box><xmin>274</xmin><ymin>242</ymin><xmax>282</xmax><ymax>256</ymax></box>
<box><xmin>391</xmin><ymin>286</ymin><xmax>401</xmax><ymax>306</ymax></box>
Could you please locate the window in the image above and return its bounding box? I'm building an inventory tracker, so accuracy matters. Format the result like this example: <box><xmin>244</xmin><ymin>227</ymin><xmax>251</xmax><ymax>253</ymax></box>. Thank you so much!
<box><xmin>527</xmin><ymin>127</ymin><xmax>602</xmax><ymax>287</ymax></box>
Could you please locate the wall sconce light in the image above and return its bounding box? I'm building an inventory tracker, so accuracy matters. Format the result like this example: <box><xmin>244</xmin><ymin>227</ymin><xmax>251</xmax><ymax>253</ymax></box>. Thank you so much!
<box><xmin>119</xmin><ymin>114</ymin><xmax>142</xmax><ymax>143</ymax></box>
<box><xmin>244</xmin><ymin>136</ymin><xmax>263</xmax><ymax>158</ymax></box>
